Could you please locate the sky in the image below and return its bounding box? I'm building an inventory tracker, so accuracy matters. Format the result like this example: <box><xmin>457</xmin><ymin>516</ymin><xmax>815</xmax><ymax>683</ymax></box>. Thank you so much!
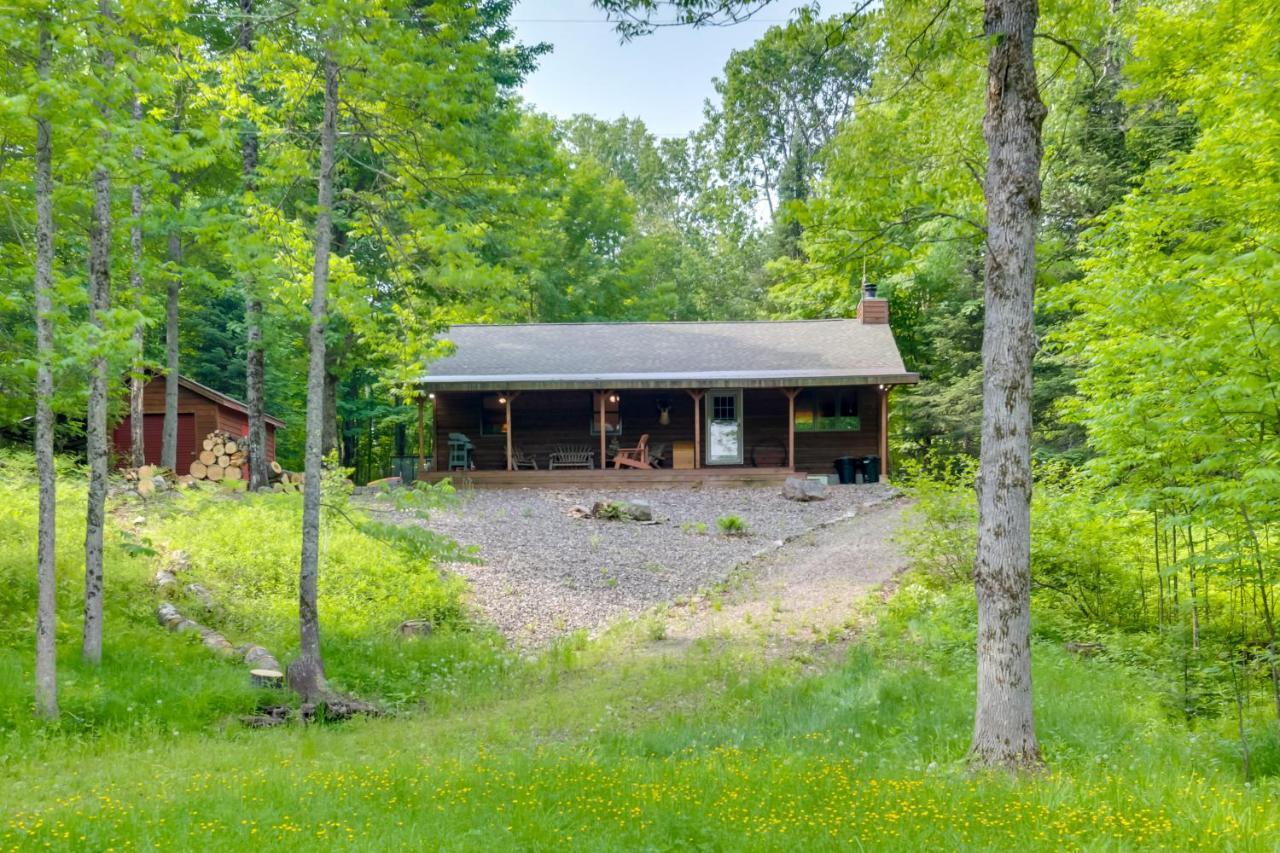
<box><xmin>511</xmin><ymin>0</ymin><xmax>851</xmax><ymax>139</ymax></box>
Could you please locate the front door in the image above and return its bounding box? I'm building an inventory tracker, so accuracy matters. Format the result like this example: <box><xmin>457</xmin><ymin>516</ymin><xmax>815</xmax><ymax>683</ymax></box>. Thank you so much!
<box><xmin>705</xmin><ymin>389</ymin><xmax>743</xmax><ymax>465</ymax></box>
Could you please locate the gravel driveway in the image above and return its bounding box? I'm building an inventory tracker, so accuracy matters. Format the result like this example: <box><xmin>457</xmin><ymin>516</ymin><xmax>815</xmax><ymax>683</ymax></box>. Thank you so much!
<box><xmin>403</xmin><ymin>483</ymin><xmax>897</xmax><ymax>645</ymax></box>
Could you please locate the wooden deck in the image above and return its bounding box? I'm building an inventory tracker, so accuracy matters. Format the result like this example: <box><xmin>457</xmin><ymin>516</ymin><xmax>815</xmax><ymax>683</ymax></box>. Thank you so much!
<box><xmin>422</xmin><ymin>467</ymin><xmax>808</xmax><ymax>489</ymax></box>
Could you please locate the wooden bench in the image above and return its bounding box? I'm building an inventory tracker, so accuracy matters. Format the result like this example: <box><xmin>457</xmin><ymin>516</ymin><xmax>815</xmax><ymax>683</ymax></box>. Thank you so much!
<box><xmin>548</xmin><ymin>446</ymin><xmax>595</xmax><ymax>469</ymax></box>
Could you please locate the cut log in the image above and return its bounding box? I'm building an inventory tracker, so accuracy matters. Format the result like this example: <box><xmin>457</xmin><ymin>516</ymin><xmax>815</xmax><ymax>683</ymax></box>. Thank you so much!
<box><xmin>251</xmin><ymin>669</ymin><xmax>285</xmax><ymax>689</ymax></box>
<box><xmin>136</xmin><ymin>477</ymin><xmax>155</xmax><ymax>497</ymax></box>
<box><xmin>217</xmin><ymin>454</ymin><xmax>230</xmax><ymax>467</ymax></box>
<box><xmin>137</xmin><ymin>464</ymin><xmax>155</xmax><ymax>480</ymax></box>
<box><xmin>198</xmin><ymin>450</ymin><xmax>216</xmax><ymax>466</ymax></box>
<box><xmin>189</xmin><ymin>460</ymin><xmax>207</xmax><ymax>479</ymax></box>
<box><xmin>206</xmin><ymin>464</ymin><xmax>225</xmax><ymax>481</ymax></box>
<box><xmin>211</xmin><ymin>442</ymin><xmax>225</xmax><ymax>456</ymax></box>
<box><xmin>203</xmin><ymin>438</ymin><xmax>214</xmax><ymax>451</ymax></box>
<box><xmin>270</xmin><ymin>460</ymin><xmax>283</xmax><ymax>475</ymax></box>
<box><xmin>224</xmin><ymin>465</ymin><xmax>242</xmax><ymax>481</ymax></box>
<box><xmin>225</xmin><ymin>440</ymin><xmax>238</xmax><ymax>454</ymax></box>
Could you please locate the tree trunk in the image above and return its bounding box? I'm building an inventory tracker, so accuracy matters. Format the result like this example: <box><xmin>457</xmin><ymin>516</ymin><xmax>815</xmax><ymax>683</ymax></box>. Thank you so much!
<box><xmin>83</xmin><ymin>0</ymin><xmax>116</xmax><ymax>666</ymax></box>
<box><xmin>33</xmin><ymin>15</ymin><xmax>58</xmax><ymax>719</ymax></box>
<box><xmin>322</xmin><ymin>366</ymin><xmax>339</xmax><ymax>457</ymax></box>
<box><xmin>289</xmin><ymin>49</ymin><xmax>338</xmax><ymax>703</ymax></box>
<box><xmin>162</xmin><ymin>214</ymin><xmax>180</xmax><ymax>471</ymax></box>
<box><xmin>240</xmin><ymin>0</ymin><xmax>271</xmax><ymax>492</ymax></box>
<box><xmin>969</xmin><ymin>0</ymin><xmax>1046</xmax><ymax>771</ymax></box>
<box><xmin>128</xmin><ymin>69</ymin><xmax>145</xmax><ymax>470</ymax></box>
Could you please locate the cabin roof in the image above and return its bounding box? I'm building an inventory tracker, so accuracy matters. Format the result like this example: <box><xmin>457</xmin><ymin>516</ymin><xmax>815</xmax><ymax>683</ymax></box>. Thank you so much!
<box><xmin>418</xmin><ymin>319</ymin><xmax>918</xmax><ymax>391</ymax></box>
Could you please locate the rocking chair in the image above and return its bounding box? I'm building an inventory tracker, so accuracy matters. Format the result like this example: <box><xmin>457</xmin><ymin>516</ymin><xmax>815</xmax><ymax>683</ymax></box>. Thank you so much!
<box><xmin>613</xmin><ymin>434</ymin><xmax>652</xmax><ymax>469</ymax></box>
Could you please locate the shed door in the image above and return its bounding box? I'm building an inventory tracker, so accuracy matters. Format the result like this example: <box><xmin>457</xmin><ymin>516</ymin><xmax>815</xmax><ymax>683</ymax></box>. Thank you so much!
<box><xmin>705</xmin><ymin>390</ymin><xmax>743</xmax><ymax>465</ymax></box>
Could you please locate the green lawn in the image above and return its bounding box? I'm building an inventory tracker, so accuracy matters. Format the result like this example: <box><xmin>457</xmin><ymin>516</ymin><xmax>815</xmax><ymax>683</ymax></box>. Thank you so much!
<box><xmin>1</xmin><ymin>453</ymin><xmax>1277</xmax><ymax>850</ymax></box>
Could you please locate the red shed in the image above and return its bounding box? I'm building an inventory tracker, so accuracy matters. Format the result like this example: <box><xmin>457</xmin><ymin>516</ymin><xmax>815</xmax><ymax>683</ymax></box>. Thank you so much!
<box><xmin>112</xmin><ymin>374</ymin><xmax>285</xmax><ymax>474</ymax></box>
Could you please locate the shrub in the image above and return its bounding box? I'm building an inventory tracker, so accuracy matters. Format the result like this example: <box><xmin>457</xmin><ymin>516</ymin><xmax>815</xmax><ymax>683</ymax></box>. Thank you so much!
<box><xmin>717</xmin><ymin>515</ymin><xmax>748</xmax><ymax>536</ymax></box>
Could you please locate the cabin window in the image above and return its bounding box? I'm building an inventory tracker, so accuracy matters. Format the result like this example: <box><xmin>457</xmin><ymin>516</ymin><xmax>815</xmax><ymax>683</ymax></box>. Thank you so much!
<box><xmin>480</xmin><ymin>394</ymin><xmax>507</xmax><ymax>435</ymax></box>
<box><xmin>794</xmin><ymin>389</ymin><xmax>860</xmax><ymax>432</ymax></box>
<box><xmin>588</xmin><ymin>392</ymin><xmax>622</xmax><ymax>436</ymax></box>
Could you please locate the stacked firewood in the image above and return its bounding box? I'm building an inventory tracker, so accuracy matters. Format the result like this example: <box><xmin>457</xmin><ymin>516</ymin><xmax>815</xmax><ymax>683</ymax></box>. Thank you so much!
<box><xmin>188</xmin><ymin>430</ymin><xmax>246</xmax><ymax>482</ymax></box>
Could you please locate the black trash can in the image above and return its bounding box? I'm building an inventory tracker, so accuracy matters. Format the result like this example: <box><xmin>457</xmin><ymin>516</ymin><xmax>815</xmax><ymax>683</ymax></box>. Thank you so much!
<box><xmin>834</xmin><ymin>456</ymin><xmax>858</xmax><ymax>485</ymax></box>
<box><xmin>863</xmin><ymin>455</ymin><xmax>880</xmax><ymax>484</ymax></box>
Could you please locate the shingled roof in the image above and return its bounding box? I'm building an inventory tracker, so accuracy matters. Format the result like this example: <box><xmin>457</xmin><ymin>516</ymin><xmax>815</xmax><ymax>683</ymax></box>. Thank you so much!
<box><xmin>418</xmin><ymin>319</ymin><xmax>918</xmax><ymax>391</ymax></box>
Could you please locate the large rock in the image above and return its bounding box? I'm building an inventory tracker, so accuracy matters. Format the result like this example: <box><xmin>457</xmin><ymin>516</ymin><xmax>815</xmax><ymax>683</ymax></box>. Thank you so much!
<box><xmin>782</xmin><ymin>476</ymin><xmax>828</xmax><ymax>502</ymax></box>
<box><xmin>591</xmin><ymin>499</ymin><xmax>653</xmax><ymax>521</ymax></box>
<box><xmin>398</xmin><ymin>619</ymin><xmax>433</xmax><ymax>638</ymax></box>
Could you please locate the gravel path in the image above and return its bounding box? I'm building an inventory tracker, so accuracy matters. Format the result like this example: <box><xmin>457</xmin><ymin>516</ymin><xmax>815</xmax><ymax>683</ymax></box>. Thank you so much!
<box><xmin>661</xmin><ymin>495</ymin><xmax>911</xmax><ymax>651</ymax></box>
<box><xmin>399</xmin><ymin>483</ymin><xmax>897</xmax><ymax>645</ymax></box>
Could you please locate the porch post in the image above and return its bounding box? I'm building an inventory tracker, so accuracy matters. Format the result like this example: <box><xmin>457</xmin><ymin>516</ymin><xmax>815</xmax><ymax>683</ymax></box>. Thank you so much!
<box><xmin>503</xmin><ymin>391</ymin><xmax>520</xmax><ymax>471</ymax></box>
<box><xmin>505</xmin><ymin>394</ymin><xmax>513</xmax><ymax>471</ymax></box>
<box><xmin>783</xmin><ymin>388</ymin><xmax>799</xmax><ymax>472</ymax></box>
<box><xmin>879</xmin><ymin>385</ymin><xmax>890</xmax><ymax>479</ymax></box>
<box><xmin>687</xmin><ymin>389</ymin><xmax>704</xmax><ymax>469</ymax></box>
<box><xmin>416</xmin><ymin>394</ymin><xmax>427</xmax><ymax>480</ymax></box>
<box><xmin>598</xmin><ymin>391</ymin><xmax>608</xmax><ymax>471</ymax></box>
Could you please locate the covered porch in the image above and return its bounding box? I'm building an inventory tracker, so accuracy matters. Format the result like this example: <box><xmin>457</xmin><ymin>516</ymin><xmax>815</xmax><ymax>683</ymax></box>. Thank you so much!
<box><xmin>413</xmin><ymin>384</ymin><xmax>894</xmax><ymax>487</ymax></box>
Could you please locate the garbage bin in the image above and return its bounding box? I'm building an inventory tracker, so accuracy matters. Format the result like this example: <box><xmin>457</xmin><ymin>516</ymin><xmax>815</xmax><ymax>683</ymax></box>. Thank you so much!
<box><xmin>834</xmin><ymin>456</ymin><xmax>858</xmax><ymax>485</ymax></box>
<box><xmin>863</xmin><ymin>455</ymin><xmax>880</xmax><ymax>484</ymax></box>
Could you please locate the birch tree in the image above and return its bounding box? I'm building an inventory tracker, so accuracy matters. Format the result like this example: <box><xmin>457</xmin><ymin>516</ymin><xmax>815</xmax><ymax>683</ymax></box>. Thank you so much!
<box><xmin>287</xmin><ymin>44</ymin><xmax>338</xmax><ymax>702</ymax></box>
<box><xmin>82</xmin><ymin>0</ymin><xmax>118</xmax><ymax>666</ymax></box>
<box><xmin>33</xmin><ymin>9</ymin><xmax>58</xmax><ymax>719</ymax></box>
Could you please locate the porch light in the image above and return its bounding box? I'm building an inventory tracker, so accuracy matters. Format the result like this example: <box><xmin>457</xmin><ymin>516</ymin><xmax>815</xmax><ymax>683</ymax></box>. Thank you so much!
<box><xmin>608</xmin><ymin>394</ymin><xmax>619</xmax><ymax>404</ymax></box>
<box><xmin>498</xmin><ymin>395</ymin><xmax>508</xmax><ymax>405</ymax></box>
<box><xmin>427</xmin><ymin>392</ymin><xmax>435</xmax><ymax>400</ymax></box>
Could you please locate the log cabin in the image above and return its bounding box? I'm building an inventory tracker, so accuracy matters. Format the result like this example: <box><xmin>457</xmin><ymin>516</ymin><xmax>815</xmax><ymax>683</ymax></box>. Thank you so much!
<box><xmin>111</xmin><ymin>374</ymin><xmax>284</xmax><ymax>474</ymax></box>
<box><xmin>414</xmin><ymin>294</ymin><xmax>918</xmax><ymax>487</ymax></box>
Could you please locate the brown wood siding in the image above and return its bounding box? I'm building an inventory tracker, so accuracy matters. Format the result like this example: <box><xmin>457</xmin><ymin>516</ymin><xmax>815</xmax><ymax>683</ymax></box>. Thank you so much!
<box><xmin>111</xmin><ymin>378</ymin><xmax>278</xmax><ymax>472</ymax></box>
<box><xmin>434</xmin><ymin>385</ymin><xmax>883</xmax><ymax>474</ymax></box>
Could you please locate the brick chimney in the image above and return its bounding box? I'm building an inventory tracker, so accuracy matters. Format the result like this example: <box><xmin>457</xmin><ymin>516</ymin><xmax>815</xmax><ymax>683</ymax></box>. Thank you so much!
<box><xmin>857</xmin><ymin>281</ymin><xmax>889</xmax><ymax>324</ymax></box>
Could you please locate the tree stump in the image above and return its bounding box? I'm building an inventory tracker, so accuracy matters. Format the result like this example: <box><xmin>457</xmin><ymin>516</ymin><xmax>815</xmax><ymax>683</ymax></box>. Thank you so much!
<box><xmin>251</xmin><ymin>668</ymin><xmax>285</xmax><ymax>688</ymax></box>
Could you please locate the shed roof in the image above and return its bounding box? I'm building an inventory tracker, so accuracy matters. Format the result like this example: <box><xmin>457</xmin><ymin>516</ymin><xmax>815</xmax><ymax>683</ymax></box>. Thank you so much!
<box><xmin>176</xmin><ymin>375</ymin><xmax>286</xmax><ymax>428</ymax></box>
<box><xmin>418</xmin><ymin>319</ymin><xmax>918</xmax><ymax>391</ymax></box>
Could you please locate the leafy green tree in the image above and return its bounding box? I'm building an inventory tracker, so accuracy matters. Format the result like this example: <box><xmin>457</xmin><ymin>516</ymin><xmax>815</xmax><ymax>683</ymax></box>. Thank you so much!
<box><xmin>1051</xmin><ymin>0</ymin><xmax>1280</xmax><ymax>719</ymax></box>
<box><xmin>703</xmin><ymin>7</ymin><xmax>872</xmax><ymax>220</ymax></box>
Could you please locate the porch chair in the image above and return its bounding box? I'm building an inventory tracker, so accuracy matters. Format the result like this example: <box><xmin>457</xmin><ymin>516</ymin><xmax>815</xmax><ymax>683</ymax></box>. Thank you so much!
<box><xmin>512</xmin><ymin>447</ymin><xmax>539</xmax><ymax>470</ymax></box>
<box><xmin>613</xmin><ymin>434</ymin><xmax>652</xmax><ymax>469</ymax></box>
<box><xmin>548</xmin><ymin>445</ymin><xmax>594</xmax><ymax>469</ymax></box>
<box><xmin>648</xmin><ymin>442</ymin><xmax>668</xmax><ymax>469</ymax></box>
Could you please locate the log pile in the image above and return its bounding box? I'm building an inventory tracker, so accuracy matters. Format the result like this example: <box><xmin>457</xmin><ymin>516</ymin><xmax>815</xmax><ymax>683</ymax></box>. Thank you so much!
<box><xmin>123</xmin><ymin>464</ymin><xmax>199</xmax><ymax>496</ymax></box>
<box><xmin>269</xmin><ymin>460</ymin><xmax>305</xmax><ymax>492</ymax></box>
<box><xmin>188</xmin><ymin>429</ymin><xmax>246</xmax><ymax>482</ymax></box>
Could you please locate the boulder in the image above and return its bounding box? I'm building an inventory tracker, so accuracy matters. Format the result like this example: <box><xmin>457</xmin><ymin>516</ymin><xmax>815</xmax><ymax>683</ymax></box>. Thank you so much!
<box><xmin>782</xmin><ymin>476</ymin><xmax>828</xmax><ymax>502</ymax></box>
<box><xmin>590</xmin><ymin>499</ymin><xmax>653</xmax><ymax>521</ymax></box>
<box><xmin>621</xmin><ymin>499</ymin><xmax>653</xmax><ymax>521</ymax></box>
<box><xmin>397</xmin><ymin>618</ymin><xmax>433</xmax><ymax>638</ymax></box>
<box><xmin>186</xmin><ymin>582</ymin><xmax>216</xmax><ymax>610</ymax></box>
<box><xmin>156</xmin><ymin>602</ymin><xmax>183</xmax><ymax>628</ymax></box>
<box><xmin>240</xmin><ymin>644</ymin><xmax>282</xmax><ymax>672</ymax></box>
<box><xmin>199</xmin><ymin>628</ymin><xmax>236</xmax><ymax>657</ymax></box>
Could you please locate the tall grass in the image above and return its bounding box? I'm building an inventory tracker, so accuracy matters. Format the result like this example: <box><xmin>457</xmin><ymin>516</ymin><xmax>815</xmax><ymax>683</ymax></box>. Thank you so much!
<box><xmin>2</xmin><ymin>450</ymin><xmax>1278</xmax><ymax>849</ymax></box>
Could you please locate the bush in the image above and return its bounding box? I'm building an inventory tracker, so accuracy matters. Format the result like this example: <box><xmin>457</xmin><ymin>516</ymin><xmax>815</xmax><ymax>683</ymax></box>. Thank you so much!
<box><xmin>897</xmin><ymin>474</ymin><xmax>977</xmax><ymax>585</ymax></box>
<box><xmin>148</xmin><ymin>484</ymin><xmax>469</xmax><ymax>653</ymax></box>
<box><xmin>717</xmin><ymin>515</ymin><xmax>748</xmax><ymax>536</ymax></box>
